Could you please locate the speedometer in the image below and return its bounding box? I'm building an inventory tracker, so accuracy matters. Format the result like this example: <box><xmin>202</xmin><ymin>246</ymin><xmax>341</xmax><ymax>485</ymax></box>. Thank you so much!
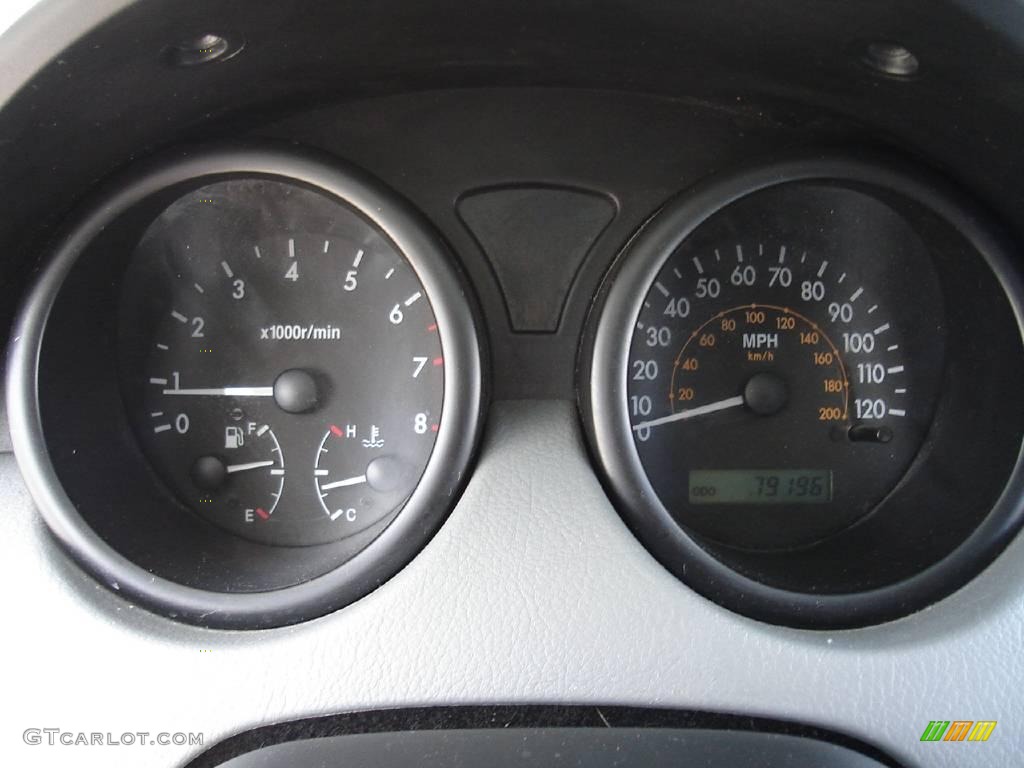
<box><xmin>628</xmin><ymin>225</ymin><xmax>941</xmax><ymax>550</ymax></box>
<box><xmin>582</xmin><ymin>157</ymin><xmax>1024</xmax><ymax>628</ymax></box>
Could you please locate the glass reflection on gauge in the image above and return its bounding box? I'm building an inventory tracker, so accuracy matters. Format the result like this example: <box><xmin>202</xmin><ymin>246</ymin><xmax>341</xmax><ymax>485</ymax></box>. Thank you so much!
<box><xmin>622</xmin><ymin>184</ymin><xmax>945</xmax><ymax>551</ymax></box>
<box><xmin>118</xmin><ymin>179</ymin><xmax>444</xmax><ymax>546</ymax></box>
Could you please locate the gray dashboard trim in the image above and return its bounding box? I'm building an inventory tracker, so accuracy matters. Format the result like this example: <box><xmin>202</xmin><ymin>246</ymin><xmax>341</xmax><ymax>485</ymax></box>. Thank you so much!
<box><xmin>0</xmin><ymin>0</ymin><xmax>133</xmax><ymax>108</ymax></box>
<box><xmin>1</xmin><ymin>401</ymin><xmax>1022</xmax><ymax>767</ymax></box>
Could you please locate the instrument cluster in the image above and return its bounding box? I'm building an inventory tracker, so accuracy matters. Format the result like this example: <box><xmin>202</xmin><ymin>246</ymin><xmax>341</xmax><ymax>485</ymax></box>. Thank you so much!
<box><xmin>9</xmin><ymin>147</ymin><xmax>1024</xmax><ymax>629</ymax></box>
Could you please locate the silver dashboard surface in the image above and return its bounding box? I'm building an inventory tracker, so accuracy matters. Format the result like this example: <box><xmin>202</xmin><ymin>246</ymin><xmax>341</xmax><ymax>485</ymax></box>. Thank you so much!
<box><xmin>1</xmin><ymin>401</ymin><xmax>1022</xmax><ymax>767</ymax></box>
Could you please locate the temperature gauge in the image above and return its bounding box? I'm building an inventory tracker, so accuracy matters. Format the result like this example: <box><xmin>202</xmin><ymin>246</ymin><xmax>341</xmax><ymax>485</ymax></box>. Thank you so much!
<box><xmin>313</xmin><ymin>421</ymin><xmax>425</xmax><ymax>535</ymax></box>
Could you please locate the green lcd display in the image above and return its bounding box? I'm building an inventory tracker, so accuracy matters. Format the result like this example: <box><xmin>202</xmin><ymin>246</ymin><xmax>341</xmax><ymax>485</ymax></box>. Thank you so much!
<box><xmin>688</xmin><ymin>469</ymin><xmax>833</xmax><ymax>505</ymax></box>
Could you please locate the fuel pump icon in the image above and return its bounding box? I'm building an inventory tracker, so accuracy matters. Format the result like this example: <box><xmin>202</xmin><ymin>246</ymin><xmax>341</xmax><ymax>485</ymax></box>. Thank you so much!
<box><xmin>224</xmin><ymin>426</ymin><xmax>245</xmax><ymax>449</ymax></box>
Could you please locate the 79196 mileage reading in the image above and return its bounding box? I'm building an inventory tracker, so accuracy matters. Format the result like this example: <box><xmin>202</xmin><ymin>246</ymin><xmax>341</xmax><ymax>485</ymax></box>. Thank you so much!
<box><xmin>689</xmin><ymin>469</ymin><xmax>833</xmax><ymax>505</ymax></box>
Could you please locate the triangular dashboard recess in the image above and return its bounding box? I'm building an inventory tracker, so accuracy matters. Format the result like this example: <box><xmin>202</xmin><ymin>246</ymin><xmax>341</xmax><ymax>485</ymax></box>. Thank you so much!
<box><xmin>458</xmin><ymin>185</ymin><xmax>616</xmax><ymax>332</ymax></box>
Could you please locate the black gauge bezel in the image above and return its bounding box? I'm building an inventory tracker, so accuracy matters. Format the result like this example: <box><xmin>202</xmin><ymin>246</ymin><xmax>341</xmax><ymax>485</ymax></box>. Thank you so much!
<box><xmin>580</xmin><ymin>154</ymin><xmax>1024</xmax><ymax>629</ymax></box>
<box><xmin>7</xmin><ymin>144</ymin><xmax>486</xmax><ymax>629</ymax></box>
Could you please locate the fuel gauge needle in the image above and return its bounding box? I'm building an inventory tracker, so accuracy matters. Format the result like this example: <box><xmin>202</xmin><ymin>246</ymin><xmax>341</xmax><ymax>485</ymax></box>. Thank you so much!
<box><xmin>632</xmin><ymin>395</ymin><xmax>745</xmax><ymax>431</ymax></box>
<box><xmin>226</xmin><ymin>460</ymin><xmax>276</xmax><ymax>474</ymax></box>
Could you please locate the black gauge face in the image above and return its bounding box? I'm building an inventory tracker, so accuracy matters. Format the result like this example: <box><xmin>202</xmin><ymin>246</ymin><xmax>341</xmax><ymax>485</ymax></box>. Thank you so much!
<box><xmin>626</xmin><ymin>184</ymin><xmax>945</xmax><ymax>550</ymax></box>
<box><xmin>587</xmin><ymin>159</ymin><xmax>1024</xmax><ymax>627</ymax></box>
<box><xmin>119</xmin><ymin>179</ymin><xmax>444</xmax><ymax>546</ymax></box>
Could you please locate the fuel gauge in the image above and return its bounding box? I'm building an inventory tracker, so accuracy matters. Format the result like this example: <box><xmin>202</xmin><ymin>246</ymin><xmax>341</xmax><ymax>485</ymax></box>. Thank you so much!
<box><xmin>187</xmin><ymin>422</ymin><xmax>286</xmax><ymax>528</ymax></box>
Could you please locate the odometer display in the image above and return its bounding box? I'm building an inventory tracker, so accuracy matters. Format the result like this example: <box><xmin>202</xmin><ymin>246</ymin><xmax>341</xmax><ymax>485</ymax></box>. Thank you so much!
<box><xmin>689</xmin><ymin>470</ymin><xmax>833</xmax><ymax>505</ymax></box>
<box><xmin>625</xmin><ymin>183</ymin><xmax>945</xmax><ymax>550</ymax></box>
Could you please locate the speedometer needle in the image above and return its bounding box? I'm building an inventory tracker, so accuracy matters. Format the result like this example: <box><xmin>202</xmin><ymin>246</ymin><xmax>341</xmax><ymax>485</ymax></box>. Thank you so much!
<box><xmin>632</xmin><ymin>395</ymin><xmax>745</xmax><ymax>431</ymax></box>
<box><xmin>226</xmin><ymin>460</ymin><xmax>276</xmax><ymax>473</ymax></box>
<box><xmin>163</xmin><ymin>387</ymin><xmax>274</xmax><ymax>397</ymax></box>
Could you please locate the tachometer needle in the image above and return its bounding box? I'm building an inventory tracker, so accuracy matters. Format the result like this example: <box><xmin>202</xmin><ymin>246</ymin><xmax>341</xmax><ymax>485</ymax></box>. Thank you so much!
<box><xmin>226</xmin><ymin>460</ymin><xmax>277</xmax><ymax>474</ymax></box>
<box><xmin>163</xmin><ymin>387</ymin><xmax>274</xmax><ymax>397</ymax></box>
<box><xmin>632</xmin><ymin>394</ymin><xmax>745</xmax><ymax>431</ymax></box>
<box><xmin>320</xmin><ymin>474</ymin><xmax>367</xmax><ymax>491</ymax></box>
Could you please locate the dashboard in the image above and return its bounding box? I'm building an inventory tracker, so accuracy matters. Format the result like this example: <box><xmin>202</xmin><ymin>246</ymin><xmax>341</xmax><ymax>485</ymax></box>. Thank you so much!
<box><xmin>3</xmin><ymin>1</ymin><xmax>1024</xmax><ymax>767</ymax></box>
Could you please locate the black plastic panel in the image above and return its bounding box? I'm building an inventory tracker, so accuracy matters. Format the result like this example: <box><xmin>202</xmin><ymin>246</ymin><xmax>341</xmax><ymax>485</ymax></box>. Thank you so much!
<box><xmin>252</xmin><ymin>90</ymin><xmax>871</xmax><ymax>399</ymax></box>
<box><xmin>184</xmin><ymin>706</ymin><xmax>898</xmax><ymax>768</ymax></box>
<box><xmin>4</xmin><ymin>0</ymin><xmax>1024</xmax><ymax>398</ymax></box>
<box><xmin>218</xmin><ymin>728</ymin><xmax>886</xmax><ymax>768</ymax></box>
<box><xmin>458</xmin><ymin>185</ymin><xmax>616</xmax><ymax>332</ymax></box>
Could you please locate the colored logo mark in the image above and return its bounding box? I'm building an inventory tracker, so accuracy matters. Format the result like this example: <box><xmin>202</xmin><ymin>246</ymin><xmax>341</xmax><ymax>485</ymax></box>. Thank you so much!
<box><xmin>920</xmin><ymin>720</ymin><xmax>997</xmax><ymax>742</ymax></box>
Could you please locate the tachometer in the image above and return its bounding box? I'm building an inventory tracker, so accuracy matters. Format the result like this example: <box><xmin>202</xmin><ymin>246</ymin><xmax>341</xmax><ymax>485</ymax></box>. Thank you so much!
<box><xmin>10</xmin><ymin>147</ymin><xmax>484</xmax><ymax>627</ymax></box>
<box><xmin>119</xmin><ymin>178</ymin><xmax>443</xmax><ymax>546</ymax></box>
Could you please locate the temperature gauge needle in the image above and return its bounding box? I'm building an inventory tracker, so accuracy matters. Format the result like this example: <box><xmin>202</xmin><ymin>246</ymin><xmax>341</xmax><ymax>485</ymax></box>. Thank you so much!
<box><xmin>632</xmin><ymin>395</ymin><xmax>745</xmax><ymax>432</ymax></box>
<box><xmin>226</xmin><ymin>460</ymin><xmax>277</xmax><ymax>474</ymax></box>
<box><xmin>320</xmin><ymin>474</ymin><xmax>367</xmax><ymax>491</ymax></box>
